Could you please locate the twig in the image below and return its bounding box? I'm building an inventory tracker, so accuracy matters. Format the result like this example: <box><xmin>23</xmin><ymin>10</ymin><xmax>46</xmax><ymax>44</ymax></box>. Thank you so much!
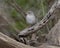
<box><xmin>0</xmin><ymin>15</ymin><xmax>20</xmax><ymax>33</ymax></box>
<box><xmin>7</xmin><ymin>0</ymin><xmax>26</xmax><ymax>19</ymax></box>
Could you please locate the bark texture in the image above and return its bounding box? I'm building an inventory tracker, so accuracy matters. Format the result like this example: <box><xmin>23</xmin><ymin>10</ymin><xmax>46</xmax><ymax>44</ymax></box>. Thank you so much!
<box><xmin>0</xmin><ymin>32</ymin><xmax>36</xmax><ymax>48</ymax></box>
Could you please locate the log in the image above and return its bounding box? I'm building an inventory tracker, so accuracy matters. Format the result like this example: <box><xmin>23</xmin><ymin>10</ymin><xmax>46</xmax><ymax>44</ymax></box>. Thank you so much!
<box><xmin>0</xmin><ymin>32</ymin><xmax>36</xmax><ymax>48</ymax></box>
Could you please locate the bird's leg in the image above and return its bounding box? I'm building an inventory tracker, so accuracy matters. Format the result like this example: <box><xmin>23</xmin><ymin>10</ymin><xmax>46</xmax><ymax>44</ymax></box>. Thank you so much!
<box><xmin>28</xmin><ymin>24</ymin><xmax>35</xmax><ymax>28</ymax></box>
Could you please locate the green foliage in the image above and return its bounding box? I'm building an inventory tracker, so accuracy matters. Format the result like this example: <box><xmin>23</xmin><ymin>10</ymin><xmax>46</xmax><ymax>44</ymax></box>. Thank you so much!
<box><xmin>11</xmin><ymin>9</ymin><xmax>17</xmax><ymax>18</ymax></box>
<box><xmin>10</xmin><ymin>8</ymin><xmax>28</xmax><ymax>30</ymax></box>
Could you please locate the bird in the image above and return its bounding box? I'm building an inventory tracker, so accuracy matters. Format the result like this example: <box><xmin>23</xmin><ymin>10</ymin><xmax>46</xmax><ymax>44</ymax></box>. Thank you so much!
<box><xmin>18</xmin><ymin>11</ymin><xmax>37</xmax><ymax>37</ymax></box>
<box><xmin>26</xmin><ymin>11</ymin><xmax>36</xmax><ymax>26</ymax></box>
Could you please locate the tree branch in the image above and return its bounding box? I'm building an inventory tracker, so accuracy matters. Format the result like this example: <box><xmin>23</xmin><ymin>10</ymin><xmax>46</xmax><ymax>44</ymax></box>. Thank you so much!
<box><xmin>18</xmin><ymin>0</ymin><xmax>60</xmax><ymax>37</ymax></box>
<box><xmin>0</xmin><ymin>32</ymin><xmax>35</xmax><ymax>48</ymax></box>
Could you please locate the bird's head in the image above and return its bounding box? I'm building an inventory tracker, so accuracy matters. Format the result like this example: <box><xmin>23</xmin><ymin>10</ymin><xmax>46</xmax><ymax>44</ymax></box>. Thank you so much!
<box><xmin>26</xmin><ymin>11</ymin><xmax>34</xmax><ymax>15</ymax></box>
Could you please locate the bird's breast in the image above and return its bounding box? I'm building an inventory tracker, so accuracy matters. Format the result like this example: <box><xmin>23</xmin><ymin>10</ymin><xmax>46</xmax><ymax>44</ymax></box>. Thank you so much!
<box><xmin>26</xmin><ymin>15</ymin><xmax>36</xmax><ymax>24</ymax></box>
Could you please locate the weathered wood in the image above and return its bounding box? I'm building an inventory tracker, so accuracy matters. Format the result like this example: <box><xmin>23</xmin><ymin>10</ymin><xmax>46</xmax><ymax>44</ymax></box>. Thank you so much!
<box><xmin>37</xmin><ymin>43</ymin><xmax>60</xmax><ymax>48</ymax></box>
<box><xmin>0</xmin><ymin>32</ymin><xmax>36</xmax><ymax>48</ymax></box>
<box><xmin>46</xmin><ymin>19</ymin><xmax>60</xmax><ymax>46</ymax></box>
